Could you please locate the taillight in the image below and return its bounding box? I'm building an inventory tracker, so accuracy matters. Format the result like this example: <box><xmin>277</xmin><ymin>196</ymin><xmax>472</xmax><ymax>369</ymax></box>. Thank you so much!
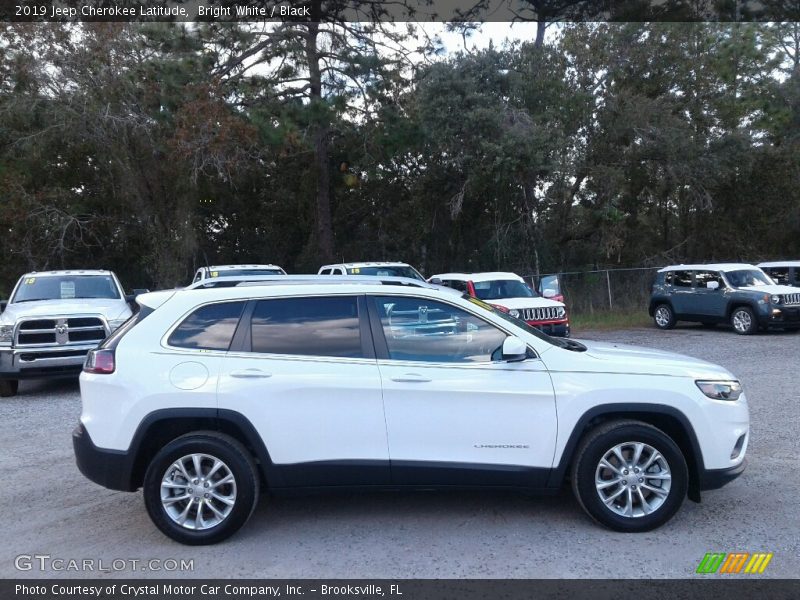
<box><xmin>84</xmin><ymin>349</ymin><xmax>116</xmax><ymax>374</ymax></box>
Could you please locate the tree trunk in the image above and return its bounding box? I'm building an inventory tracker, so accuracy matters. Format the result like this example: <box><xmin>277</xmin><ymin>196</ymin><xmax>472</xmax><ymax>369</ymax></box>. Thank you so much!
<box><xmin>535</xmin><ymin>22</ymin><xmax>546</xmax><ymax>48</ymax></box>
<box><xmin>306</xmin><ymin>16</ymin><xmax>335</xmax><ymax>263</ymax></box>
<box><xmin>313</xmin><ymin>124</ymin><xmax>335</xmax><ymax>262</ymax></box>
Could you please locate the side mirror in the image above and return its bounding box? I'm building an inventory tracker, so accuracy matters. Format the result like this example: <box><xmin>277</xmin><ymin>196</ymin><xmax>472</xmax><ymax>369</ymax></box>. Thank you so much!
<box><xmin>706</xmin><ymin>281</ymin><xmax>720</xmax><ymax>290</ymax></box>
<box><xmin>429</xmin><ymin>277</ymin><xmax>443</xmax><ymax>285</ymax></box>
<box><xmin>502</xmin><ymin>336</ymin><xmax>528</xmax><ymax>362</ymax></box>
<box><xmin>543</xmin><ymin>288</ymin><xmax>556</xmax><ymax>298</ymax></box>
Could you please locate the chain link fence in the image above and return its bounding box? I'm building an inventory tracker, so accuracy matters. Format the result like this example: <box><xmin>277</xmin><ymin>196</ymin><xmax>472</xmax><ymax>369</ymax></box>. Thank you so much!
<box><xmin>525</xmin><ymin>267</ymin><xmax>658</xmax><ymax>315</ymax></box>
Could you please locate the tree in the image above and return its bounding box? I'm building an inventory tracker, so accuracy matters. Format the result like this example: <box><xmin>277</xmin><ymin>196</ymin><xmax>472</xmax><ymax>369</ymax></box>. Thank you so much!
<box><xmin>206</xmin><ymin>4</ymin><xmax>431</xmax><ymax>263</ymax></box>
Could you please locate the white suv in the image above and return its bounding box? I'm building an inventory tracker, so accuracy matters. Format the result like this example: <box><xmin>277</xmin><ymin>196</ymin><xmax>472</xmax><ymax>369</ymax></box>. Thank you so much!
<box><xmin>74</xmin><ymin>279</ymin><xmax>749</xmax><ymax>544</ymax></box>
<box><xmin>318</xmin><ymin>261</ymin><xmax>425</xmax><ymax>281</ymax></box>
<box><xmin>430</xmin><ymin>272</ymin><xmax>570</xmax><ymax>337</ymax></box>
<box><xmin>191</xmin><ymin>264</ymin><xmax>286</xmax><ymax>286</ymax></box>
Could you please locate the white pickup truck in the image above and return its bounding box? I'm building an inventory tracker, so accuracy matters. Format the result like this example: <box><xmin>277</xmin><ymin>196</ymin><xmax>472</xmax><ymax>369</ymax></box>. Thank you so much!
<box><xmin>0</xmin><ymin>270</ymin><xmax>139</xmax><ymax>397</ymax></box>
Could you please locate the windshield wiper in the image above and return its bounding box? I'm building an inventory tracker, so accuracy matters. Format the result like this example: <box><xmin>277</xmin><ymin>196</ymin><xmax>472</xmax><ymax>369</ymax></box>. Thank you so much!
<box><xmin>557</xmin><ymin>338</ymin><xmax>587</xmax><ymax>352</ymax></box>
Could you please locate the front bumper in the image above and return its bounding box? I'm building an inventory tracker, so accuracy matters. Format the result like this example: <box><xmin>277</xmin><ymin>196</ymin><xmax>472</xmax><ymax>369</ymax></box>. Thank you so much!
<box><xmin>73</xmin><ymin>422</ymin><xmax>137</xmax><ymax>492</ymax></box>
<box><xmin>698</xmin><ymin>459</ymin><xmax>747</xmax><ymax>491</ymax></box>
<box><xmin>0</xmin><ymin>345</ymin><xmax>96</xmax><ymax>379</ymax></box>
<box><xmin>763</xmin><ymin>305</ymin><xmax>800</xmax><ymax>328</ymax></box>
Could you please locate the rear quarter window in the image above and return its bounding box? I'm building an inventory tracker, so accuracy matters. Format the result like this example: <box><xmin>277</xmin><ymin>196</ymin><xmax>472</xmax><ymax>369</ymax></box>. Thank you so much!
<box><xmin>168</xmin><ymin>301</ymin><xmax>246</xmax><ymax>351</ymax></box>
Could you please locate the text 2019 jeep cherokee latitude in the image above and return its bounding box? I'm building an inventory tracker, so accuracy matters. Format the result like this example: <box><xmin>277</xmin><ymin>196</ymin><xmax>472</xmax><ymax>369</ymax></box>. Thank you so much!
<box><xmin>73</xmin><ymin>278</ymin><xmax>749</xmax><ymax>544</ymax></box>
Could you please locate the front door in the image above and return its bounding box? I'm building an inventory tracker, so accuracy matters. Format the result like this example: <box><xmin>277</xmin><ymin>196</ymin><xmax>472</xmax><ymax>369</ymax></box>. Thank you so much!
<box><xmin>692</xmin><ymin>270</ymin><xmax>728</xmax><ymax>318</ymax></box>
<box><xmin>368</xmin><ymin>294</ymin><xmax>557</xmax><ymax>487</ymax></box>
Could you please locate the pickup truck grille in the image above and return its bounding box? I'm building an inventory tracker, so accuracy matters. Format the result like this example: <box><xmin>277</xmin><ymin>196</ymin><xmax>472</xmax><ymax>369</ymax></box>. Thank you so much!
<box><xmin>15</xmin><ymin>317</ymin><xmax>107</xmax><ymax>347</ymax></box>
<box><xmin>519</xmin><ymin>307</ymin><xmax>563</xmax><ymax>321</ymax></box>
<box><xmin>782</xmin><ymin>293</ymin><xmax>800</xmax><ymax>306</ymax></box>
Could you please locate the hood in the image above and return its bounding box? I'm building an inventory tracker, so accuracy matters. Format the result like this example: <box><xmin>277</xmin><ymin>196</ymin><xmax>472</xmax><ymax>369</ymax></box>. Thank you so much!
<box><xmin>734</xmin><ymin>284</ymin><xmax>799</xmax><ymax>295</ymax></box>
<box><xmin>488</xmin><ymin>297</ymin><xmax>565</xmax><ymax>310</ymax></box>
<box><xmin>1</xmin><ymin>298</ymin><xmax>131</xmax><ymax>323</ymax></box>
<box><xmin>562</xmin><ymin>340</ymin><xmax>735</xmax><ymax>379</ymax></box>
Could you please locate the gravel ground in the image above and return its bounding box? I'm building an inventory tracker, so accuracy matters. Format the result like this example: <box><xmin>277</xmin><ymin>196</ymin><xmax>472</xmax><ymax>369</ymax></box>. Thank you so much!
<box><xmin>1</xmin><ymin>324</ymin><xmax>798</xmax><ymax>579</ymax></box>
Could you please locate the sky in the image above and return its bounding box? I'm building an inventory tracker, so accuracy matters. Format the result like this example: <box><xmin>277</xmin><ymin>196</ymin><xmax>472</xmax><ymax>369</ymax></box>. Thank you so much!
<box><xmin>422</xmin><ymin>22</ymin><xmax>544</xmax><ymax>54</ymax></box>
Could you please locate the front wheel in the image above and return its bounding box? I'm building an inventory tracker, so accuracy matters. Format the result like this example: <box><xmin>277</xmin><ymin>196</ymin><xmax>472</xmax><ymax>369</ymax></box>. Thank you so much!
<box><xmin>731</xmin><ymin>307</ymin><xmax>757</xmax><ymax>335</ymax></box>
<box><xmin>143</xmin><ymin>432</ymin><xmax>260</xmax><ymax>545</ymax></box>
<box><xmin>0</xmin><ymin>379</ymin><xmax>19</xmax><ymax>397</ymax></box>
<box><xmin>571</xmin><ymin>420</ymin><xmax>688</xmax><ymax>532</ymax></box>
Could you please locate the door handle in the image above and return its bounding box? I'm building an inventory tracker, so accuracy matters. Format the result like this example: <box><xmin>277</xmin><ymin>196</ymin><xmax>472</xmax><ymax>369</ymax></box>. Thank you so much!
<box><xmin>390</xmin><ymin>373</ymin><xmax>431</xmax><ymax>383</ymax></box>
<box><xmin>230</xmin><ymin>369</ymin><xmax>273</xmax><ymax>379</ymax></box>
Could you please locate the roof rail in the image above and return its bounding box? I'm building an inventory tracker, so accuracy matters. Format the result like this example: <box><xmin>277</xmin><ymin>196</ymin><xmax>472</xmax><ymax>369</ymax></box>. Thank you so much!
<box><xmin>186</xmin><ymin>274</ymin><xmax>436</xmax><ymax>290</ymax></box>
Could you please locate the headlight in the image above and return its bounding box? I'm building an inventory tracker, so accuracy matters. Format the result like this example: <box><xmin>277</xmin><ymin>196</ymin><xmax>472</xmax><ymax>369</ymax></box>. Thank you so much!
<box><xmin>0</xmin><ymin>324</ymin><xmax>13</xmax><ymax>346</ymax></box>
<box><xmin>557</xmin><ymin>307</ymin><xmax>566</xmax><ymax>318</ymax></box>
<box><xmin>771</xmin><ymin>295</ymin><xmax>781</xmax><ymax>304</ymax></box>
<box><xmin>509</xmin><ymin>309</ymin><xmax>520</xmax><ymax>319</ymax></box>
<box><xmin>108</xmin><ymin>319</ymin><xmax>127</xmax><ymax>331</ymax></box>
<box><xmin>696</xmin><ymin>380</ymin><xmax>742</xmax><ymax>401</ymax></box>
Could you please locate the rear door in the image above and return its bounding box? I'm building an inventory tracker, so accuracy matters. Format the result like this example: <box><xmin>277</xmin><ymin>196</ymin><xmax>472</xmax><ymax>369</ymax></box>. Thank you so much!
<box><xmin>217</xmin><ymin>294</ymin><xmax>389</xmax><ymax>487</ymax></box>
<box><xmin>669</xmin><ymin>270</ymin><xmax>695</xmax><ymax>314</ymax></box>
<box><xmin>368</xmin><ymin>294</ymin><xmax>557</xmax><ymax>487</ymax></box>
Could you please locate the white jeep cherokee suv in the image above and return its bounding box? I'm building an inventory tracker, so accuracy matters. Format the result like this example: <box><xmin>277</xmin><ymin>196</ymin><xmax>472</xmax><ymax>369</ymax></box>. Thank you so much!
<box><xmin>0</xmin><ymin>270</ymin><xmax>134</xmax><ymax>397</ymax></box>
<box><xmin>74</xmin><ymin>278</ymin><xmax>748</xmax><ymax>544</ymax></box>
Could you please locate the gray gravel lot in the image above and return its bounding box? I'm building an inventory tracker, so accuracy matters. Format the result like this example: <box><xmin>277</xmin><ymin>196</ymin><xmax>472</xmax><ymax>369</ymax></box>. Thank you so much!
<box><xmin>1</xmin><ymin>324</ymin><xmax>798</xmax><ymax>579</ymax></box>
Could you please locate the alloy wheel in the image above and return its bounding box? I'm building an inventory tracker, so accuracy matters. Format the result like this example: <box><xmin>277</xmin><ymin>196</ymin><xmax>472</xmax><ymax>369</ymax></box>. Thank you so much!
<box><xmin>594</xmin><ymin>441</ymin><xmax>672</xmax><ymax>518</ymax></box>
<box><xmin>654</xmin><ymin>307</ymin><xmax>671</xmax><ymax>327</ymax></box>
<box><xmin>732</xmin><ymin>310</ymin><xmax>752</xmax><ymax>334</ymax></box>
<box><xmin>160</xmin><ymin>453</ymin><xmax>237</xmax><ymax>531</ymax></box>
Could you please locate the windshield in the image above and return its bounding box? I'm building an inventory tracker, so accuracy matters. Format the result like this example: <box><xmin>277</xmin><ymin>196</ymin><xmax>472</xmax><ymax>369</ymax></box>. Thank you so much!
<box><xmin>473</xmin><ymin>279</ymin><xmax>535</xmax><ymax>300</ymax></box>
<box><xmin>347</xmin><ymin>266</ymin><xmax>425</xmax><ymax>281</ymax></box>
<box><xmin>210</xmin><ymin>269</ymin><xmax>284</xmax><ymax>278</ymax></box>
<box><xmin>725</xmin><ymin>269</ymin><xmax>773</xmax><ymax>288</ymax></box>
<box><xmin>12</xmin><ymin>275</ymin><xmax>121</xmax><ymax>302</ymax></box>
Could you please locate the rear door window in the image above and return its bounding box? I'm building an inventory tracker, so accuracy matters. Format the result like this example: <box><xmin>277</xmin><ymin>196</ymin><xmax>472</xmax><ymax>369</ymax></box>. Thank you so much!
<box><xmin>250</xmin><ymin>296</ymin><xmax>362</xmax><ymax>358</ymax></box>
<box><xmin>672</xmin><ymin>271</ymin><xmax>693</xmax><ymax>288</ymax></box>
<box><xmin>168</xmin><ymin>301</ymin><xmax>246</xmax><ymax>351</ymax></box>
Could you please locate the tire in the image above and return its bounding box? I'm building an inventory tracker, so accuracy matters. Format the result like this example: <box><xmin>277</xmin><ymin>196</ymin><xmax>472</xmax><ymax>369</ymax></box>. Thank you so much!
<box><xmin>0</xmin><ymin>379</ymin><xmax>19</xmax><ymax>397</ymax></box>
<box><xmin>653</xmin><ymin>304</ymin><xmax>676</xmax><ymax>330</ymax></box>
<box><xmin>571</xmin><ymin>420</ymin><xmax>688</xmax><ymax>532</ymax></box>
<box><xmin>143</xmin><ymin>431</ymin><xmax>260</xmax><ymax>545</ymax></box>
<box><xmin>730</xmin><ymin>306</ymin><xmax>757</xmax><ymax>335</ymax></box>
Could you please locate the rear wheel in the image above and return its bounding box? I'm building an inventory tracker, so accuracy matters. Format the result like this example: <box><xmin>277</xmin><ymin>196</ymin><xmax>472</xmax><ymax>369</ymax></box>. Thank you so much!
<box><xmin>0</xmin><ymin>380</ymin><xmax>19</xmax><ymax>397</ymax></box>
<box><xmin>730</xmin><ymin>307</ymin><xmax>757</xmax><ymax>335</ymax></box>
<box><xmin>571</xmin><ymin>420</ymin><xmax>688</xmax><ymax>532</ymax></box>
<box><xmin>143</xmin><ymin>432</ymin><xmax>260</xmax><ymax>545</ymax></box>
<box><xmin>653</xmin><ymin>304</ymin><xmax>676</xmax><ymax>330</ymax></box>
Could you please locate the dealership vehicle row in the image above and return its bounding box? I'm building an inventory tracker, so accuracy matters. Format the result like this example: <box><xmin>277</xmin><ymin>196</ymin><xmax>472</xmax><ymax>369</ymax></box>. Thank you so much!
<box><xmin>0</xmin><ymin>258</ymin><xmax>796</xmax><ymax>544</ymax></box>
